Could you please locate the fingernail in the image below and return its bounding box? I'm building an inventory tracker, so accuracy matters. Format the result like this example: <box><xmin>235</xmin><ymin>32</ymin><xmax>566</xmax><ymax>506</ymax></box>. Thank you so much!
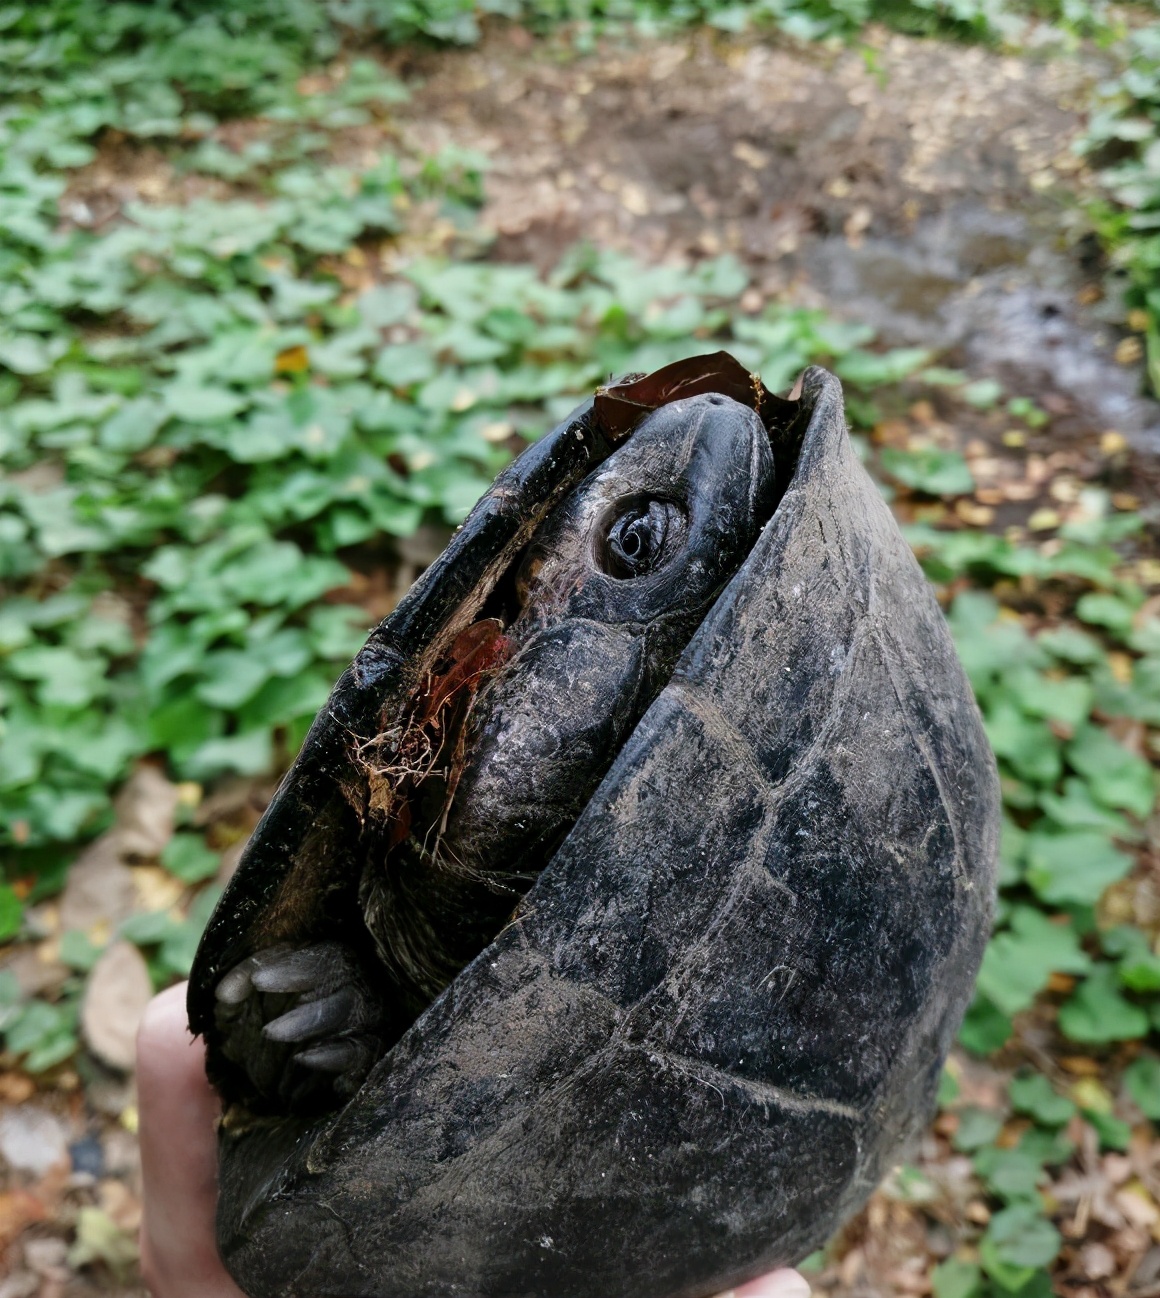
<box><xmin>733</xmin><ymin>1268</ymin><xmax>812</xmax><ymax>1298</ymax></box>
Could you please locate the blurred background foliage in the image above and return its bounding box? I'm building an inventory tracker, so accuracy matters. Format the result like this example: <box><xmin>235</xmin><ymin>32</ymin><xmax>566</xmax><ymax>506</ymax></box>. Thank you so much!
<box><xmin>2</xmin><ymin>1</ymin><xmax>1160</xmax><ymax>1295</ymax></box>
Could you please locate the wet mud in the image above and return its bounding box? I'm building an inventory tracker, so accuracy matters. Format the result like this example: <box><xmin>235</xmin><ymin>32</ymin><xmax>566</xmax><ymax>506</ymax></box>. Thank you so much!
<box><xmin>396</xmin><ymin>25</ymin><xmax>1160</xmax><ymax>454</ymax></box>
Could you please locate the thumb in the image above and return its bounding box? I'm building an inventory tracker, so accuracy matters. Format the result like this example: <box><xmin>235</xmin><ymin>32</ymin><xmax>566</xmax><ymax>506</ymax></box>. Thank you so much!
<box><xmin>136</xmin><ymin>981</ymin><xmax>245</xmax><ymax>1298</ymax></box>
<box><xmin>721</xmin><ymin>1269</ymin><xmax>813</xmax><ymax>1298</ymax></box>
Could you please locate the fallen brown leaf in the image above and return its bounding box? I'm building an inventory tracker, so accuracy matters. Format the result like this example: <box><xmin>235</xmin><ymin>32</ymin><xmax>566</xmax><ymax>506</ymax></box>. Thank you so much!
<box><xmin>81</xmin><ymin>942</ymin><xmax>154</xmax><ymax>1073</ymax></box>
<box><xmin>0</xmin><ymin>1074</ymin><xmax>34</xmax><ymax>1106</ymax></box>
<box><xmin>0</xmin><ymin>1192</ymin><xmax>48</xmax><ymax>1249</ymax></box>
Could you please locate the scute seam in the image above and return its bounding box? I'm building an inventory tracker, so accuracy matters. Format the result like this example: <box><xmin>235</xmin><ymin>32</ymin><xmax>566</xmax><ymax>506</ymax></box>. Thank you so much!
<box><xmin>627</xmin><ymin>1044</ymin><xmax>864</xmax><ymax>1122</ymax></box>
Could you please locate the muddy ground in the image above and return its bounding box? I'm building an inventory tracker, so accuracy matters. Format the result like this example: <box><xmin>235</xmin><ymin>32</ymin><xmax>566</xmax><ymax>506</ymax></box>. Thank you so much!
<box><xmin>394</xmin><ymin>24</ymin><xmax>1159</xmax><ymax>455</ymax></box>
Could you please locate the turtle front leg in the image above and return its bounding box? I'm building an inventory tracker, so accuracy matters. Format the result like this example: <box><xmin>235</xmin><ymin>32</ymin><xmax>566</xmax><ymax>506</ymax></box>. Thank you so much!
<box><xmin>213</xmin><ymin>942</ymin><xmax>385</xmax><ymax>1113</ymax></box>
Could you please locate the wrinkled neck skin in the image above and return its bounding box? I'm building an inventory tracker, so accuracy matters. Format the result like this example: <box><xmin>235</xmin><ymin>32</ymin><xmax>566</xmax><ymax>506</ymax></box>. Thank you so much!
<box><xmin>362</xmin><ymin>393</ymin><xmax>778</xmax><ymax>1020</ymax></box>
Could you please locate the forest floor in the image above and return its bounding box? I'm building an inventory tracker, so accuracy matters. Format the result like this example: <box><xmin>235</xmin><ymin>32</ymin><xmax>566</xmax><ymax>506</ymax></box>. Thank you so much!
<box><xmin>2</xmin><ymin>13</ymin><xmax>1160</xmax><ymax>1298</ymax></box>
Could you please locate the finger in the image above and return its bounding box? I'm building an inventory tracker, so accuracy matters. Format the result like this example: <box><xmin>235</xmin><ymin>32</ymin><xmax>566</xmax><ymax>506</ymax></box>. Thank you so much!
<box><xmin>136</xmin><ymin>982</ymin><xmax>246</xmax><ymax>1298</ymax></box>
<box><xmin>724</xmin><ymin>1268</ymin><xmax>812</xmax><ymax>1298</ymax></box>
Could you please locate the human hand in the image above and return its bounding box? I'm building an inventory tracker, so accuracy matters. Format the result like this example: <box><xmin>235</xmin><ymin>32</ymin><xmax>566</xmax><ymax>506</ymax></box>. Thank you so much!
<box><xmin>137</xmin><ymin>982</ymin><xmax>245</xmax><ymax>1298</ymax></box>
<box><xmin>715</xmin><ymin>1271</ymin><xmax>811</xmax><ymax>1298</ymax></box>
<box><xmin>136</xmin><ymin>982</ymin><xmax>810</xmax><ymax>1298</ymax></box>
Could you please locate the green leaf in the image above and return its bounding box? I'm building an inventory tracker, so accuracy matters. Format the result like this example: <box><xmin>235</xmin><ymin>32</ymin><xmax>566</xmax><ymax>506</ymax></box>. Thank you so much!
<box><xmin>1075</xmin><ymin>592</ymin><xmax>1138</xmax><ymax>640</ymax></box>
<box><xmin>1008</xmin><ymin>1073</ymin><xmax>1077</xmax><ymax>1127</ymax></box>
<box><xmin>0</xmin><ymin>332</ymin><xmax>67</xmax><ymax>375</ymax></box>
<box><xmin>1059</xmin><ymin>966</ymin><xmax>1150</xmax><ymax>1043</ymax></box>
<box><xmin>998</xmin><ymin>815</ymin><xmax>1026</xmax><ymax>887</ymax></box>
<box><xmin>1066</xmin><ymin>725</ymin><xmax>1156</xmax><ymax>820</ymax></box>
<box><xmin>961</xmin><ymin>379</ymin><xmax>1004</xmax><ymax>410</ymax></box>
<box><xmin>1124</xmin><ymin>1055</ymin><xmax>1160</xmax><ymax>1120</ymax></box>
<box><xmin>931</xmin><ymin>1259</ymin><xmax>981</xmax><ymax>1298</ymax></box>
<box><xmin>0</xmin><ymin>971</ymin><xmax>20</xmax><ymax>1012</ymax></box>
<box><xmin>982</xmin><ymin>1203</ymin><xmax>1061</xmax><ymax>1274</ymax></box>
<box><xmin>1006</xmin><ymin>396</ymin><xmax>1048</xmax><ymax>428</ymax></box>
<box><xmin>4</xmin><ymin>998</ymin><xmax>77</xmax><ymax>1071</ymax></box>
<box><xmin>100</xmin><ymin>396</ymin><xmax>166</xmax><ymax>451</ymax></box>
<box><xmin>358</xmin><ymin>282</ymin><xmax>417</xmax><ymax>327</ymax></box>
<box><xmin>834</xmin><ymin>347</ymin><xmax>931</xmax><ymax>387</ymax></box>
<box><xmin>195</xmin><ymin>652</ymin><xmax>271</xmax><ymax>709</ymax></box>
<box><xmin>919</xmin><ymin>367</ymin><xmax>969</xmax><ymax>388</ymax></box>
<box><xmin>373</xmin><ymin>342</ymin><xmax>437</xmax><ymax>388</ymax></box>
<box><xmin>160</xmin><ymin>832</ymin><xmax>220</xmax><ymax>884</ymax></box>
<box><xmin>880</xmin><ymin>447</ymin><xmax>975</xmax><ymax>496</ymax></box>
<box><xmin>120</xmin><ymin>910</ymin><xmax>180</xmax><ymax>947</ymax></box>
<box><xmin>147</xmin><ymin>695</ymin><xmax>222</xmax><ymax>761</ymax></box>
<box><xmin>1083</xmin><ymin>1108</ymin><xmax>1131</xmax><ymax>1151</ymax></box>
<box><xmin>59</xmin><ymin>929</ymin><xmax>103</xmax><ymax>971</ymax></box>
<box><xmin>7</xmin><ymin>646</ymin><xmax>107</xmax><ymax>709</ymax></box>
<box><xmin>937</xmin><ymin>1066</ymin><xmax>961</xmax><ymax>1107</ymax></box>
<box><xmin>1107</xmin><ymin>926</ymin><xmax>1160</xmax><ymax>992</ymax></box>
<box><xmin>973</xmin><ymin>1145</ymin><xmax>1045</xmax><ymax>1202</ymax></box>
<box><xmin>155</xmin><ymin>885</ymin><xmax>221</xmax><ymax>976</ymax></box>
<box><xmin>1039</xmin><ymin>779</ymin><xmax>1139</xmax><ymax>839</ymax></box>
<box><xmin>1036</xmin><ymin>626</ymin><xmax>1105</xmax><ymax>666</ymax></box>
<box><xmin>1018</xmin><ymin>1126</ymin><xmax>1074</xmax><ymax>1168</ymax></box>
<box><xmin>163</xmin><ymin>385</ymin><xmax>246</xmax><ymax>422</ymax></box>
<box><xmin>985</xmin><ymin>702</ymin><xmax>1062</xmax><ymax>786</ymax></box>
<box><xmin>24</xmin><ymin>1028</ymin><xmax>80</xmax><ymax>1072</ymax></box>
<box><xmin>959</xmin><ymin>995</ymin><xmax>1012</xmax><ymax>1056</ymax></box>
<box><xmin>307</xmin><ymin>604</ymin><xmax>368</xmax><ymax>661</ymax></box>
<box><xmin>976</xmin><ymin>905</ymin><xmax>1091</xmax><ymax>1015</ymax></box>
<box><xmin>1024</xmin><ymin>829</ymin><xmax>1133</xmax><ymax>907</ymax></box>
<box><xmin>183</xmin><ymin>730</ymin><xmax>273</xmax><ymax>780</ymax></box>
<box><xmin>0</xmin><ymin>885</ymin><xmax>22</xmax><ymax>941</ymax></box>
<box><xmin>1001</xmin><ymin>668</ymin><xmax>1091</xmax><ymax>728</ymax></box>
<box><xmin>952</xmin><ymin>1106</ymin><xmax>1003</xmax><ymax>1151</ymax></box>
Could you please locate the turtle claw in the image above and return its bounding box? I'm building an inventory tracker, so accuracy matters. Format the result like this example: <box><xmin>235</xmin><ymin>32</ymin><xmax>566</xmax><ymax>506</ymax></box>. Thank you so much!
<box><xmin>214</xmin><ymin>960</ymin><xmax>257</xmax><ymax>1005</ymax></box>
<box><xmin>213</xmin><ymin>941</ymin><xmax>384</xmax><ymax>1112</ymax></box>
<box><xmin>263</xmin><ymin>987</ymin><xmax>358</xmax><ymax>1044</ymax></box>
<box><xmin>296</xmin><ymin>1039</ymin><xmax>371</xmax><ymax>1075</ymax></box>
<box><xmin>250</xmin><ymin>946</ymin><xmax>340</xmax><ymax>995</ymax></box>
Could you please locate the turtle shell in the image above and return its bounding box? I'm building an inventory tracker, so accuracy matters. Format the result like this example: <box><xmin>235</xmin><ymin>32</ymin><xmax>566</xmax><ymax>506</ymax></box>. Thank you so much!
<box><xmin>188</xmin><ymin>364</ymin><xmax>999</xmax><ymax>1298</ymax></box>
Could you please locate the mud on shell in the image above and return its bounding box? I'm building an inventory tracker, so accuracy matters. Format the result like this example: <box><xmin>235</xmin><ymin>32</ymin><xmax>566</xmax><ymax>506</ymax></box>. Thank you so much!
<box><xmin>187</xmin><ymin>358</ymin><xmax>999</xmax><ymax>1298</ymax></box>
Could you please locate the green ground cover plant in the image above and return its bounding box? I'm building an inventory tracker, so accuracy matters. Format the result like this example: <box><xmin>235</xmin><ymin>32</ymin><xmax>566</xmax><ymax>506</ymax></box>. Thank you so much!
<box><xmin>0</xmin><ymin>1</ymin><xmax>1158</xmax><ymax>1293</ymax></box>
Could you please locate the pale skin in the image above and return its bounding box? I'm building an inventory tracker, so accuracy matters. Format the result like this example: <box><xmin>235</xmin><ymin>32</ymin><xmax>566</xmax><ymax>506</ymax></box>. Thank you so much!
<box><xmin>137</xmin><ymin>984</ymin><xmax>811</xmax><ymax>1298</ymax></box>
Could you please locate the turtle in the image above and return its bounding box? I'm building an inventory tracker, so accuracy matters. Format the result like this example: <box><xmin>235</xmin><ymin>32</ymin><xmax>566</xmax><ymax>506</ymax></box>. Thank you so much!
<box><xmin>187</xmin><ymin>356</ymin><xmax>999</xmax><ymax>1298</ymax></box>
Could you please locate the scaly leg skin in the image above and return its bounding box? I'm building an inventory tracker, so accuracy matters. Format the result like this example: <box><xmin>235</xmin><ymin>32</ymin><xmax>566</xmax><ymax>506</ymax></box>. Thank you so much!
<box><xmin>213</xmin><ymin>942</ymin><xmax>385</xmax><ymax>1114</ymax></box>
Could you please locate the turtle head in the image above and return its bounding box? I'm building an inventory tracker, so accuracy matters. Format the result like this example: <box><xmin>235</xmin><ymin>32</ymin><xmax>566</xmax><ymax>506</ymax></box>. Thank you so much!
<box><xmin>438</xmin><ymin>393</ymin><xmax>778</xmax><ymax>884</ymax></box>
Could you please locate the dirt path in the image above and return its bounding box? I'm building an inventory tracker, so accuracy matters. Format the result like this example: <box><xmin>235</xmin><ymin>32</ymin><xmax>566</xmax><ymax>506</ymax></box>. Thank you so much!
<box><xmin>396</xmin><ymin>24</ymin><xmax>1160</xmax><ymax>454</ymax></box>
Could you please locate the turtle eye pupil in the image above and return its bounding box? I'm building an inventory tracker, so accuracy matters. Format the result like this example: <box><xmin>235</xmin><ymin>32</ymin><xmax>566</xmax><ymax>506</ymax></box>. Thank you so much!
<box><xmin>602</xmin><ymin>499</ymin><xmax>683</xmax><ymax>579</ymax></box>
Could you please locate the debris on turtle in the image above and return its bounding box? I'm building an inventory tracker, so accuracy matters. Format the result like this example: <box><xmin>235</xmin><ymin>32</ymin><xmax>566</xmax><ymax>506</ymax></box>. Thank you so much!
<box><xmin>188</xmin><ymin>355</ymin><xmax>999</xmax><ymax>1298</ymax></box>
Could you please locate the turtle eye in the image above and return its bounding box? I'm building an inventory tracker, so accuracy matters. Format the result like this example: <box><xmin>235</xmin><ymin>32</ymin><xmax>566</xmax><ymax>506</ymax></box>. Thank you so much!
<box><xmin>601</xmin><ymin>498</ymin><xmax>685</xmax><ymax>579</ymax></box>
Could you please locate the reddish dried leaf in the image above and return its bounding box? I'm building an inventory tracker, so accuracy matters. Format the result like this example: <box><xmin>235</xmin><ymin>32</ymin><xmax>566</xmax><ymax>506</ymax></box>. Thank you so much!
<box><xmin>0</xmin><ymin>1191</ymin><xmax>48</xmax><ymax>1249</ymax></box>
<box><xmin>595</xmin><ymin>351</ymin><xmax>758</xmax><ymax>439</ymax></box>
